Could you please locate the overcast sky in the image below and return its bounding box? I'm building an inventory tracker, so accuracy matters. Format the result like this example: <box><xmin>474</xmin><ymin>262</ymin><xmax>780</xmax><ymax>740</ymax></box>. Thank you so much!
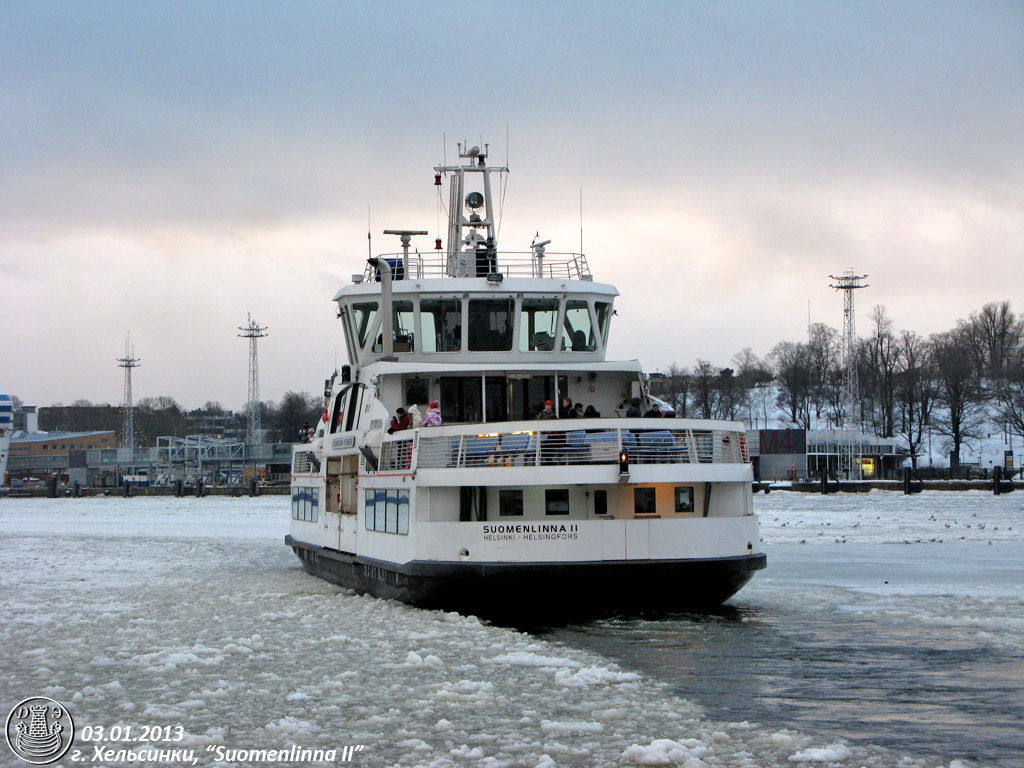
<box><xmin>2</xmin><ymin>1</ymin><xmax>1022</xmax><ymax>410</ymax></box>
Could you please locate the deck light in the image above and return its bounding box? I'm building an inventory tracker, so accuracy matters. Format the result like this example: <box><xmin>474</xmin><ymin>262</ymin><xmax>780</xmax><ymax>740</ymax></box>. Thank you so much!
<box><xmin>434</xmin><ymin>173</ymin><xmax>442</xmax><ymax>186</ymax></box>
<box><xmin>619</xmin><ymin>449</ymin><xmax>629</xmax><ymax>474</ymax></box>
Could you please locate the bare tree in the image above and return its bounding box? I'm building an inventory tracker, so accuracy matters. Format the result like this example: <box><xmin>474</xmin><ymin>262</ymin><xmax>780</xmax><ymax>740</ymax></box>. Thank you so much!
<box><xmin>732</xmin><ymin>348</ymin><xmax>770</xmax><ymax>427</ymax></box>
<box><xmin>894</xmin><ymin>331</ymin><xmax>935</xmax><ymax>469</ymax></box>
<box><xmin>769</xmin><ymin>341</ymin><xmax>811</xmax><ymax>428</ymax></box>
<box><xmin>966</xmin><ymin>301</ymin><xmax>1022</xmax><ymax>380</ymax></box>
<box><xmin>715</xmin><ymin>368</ymin><xmax>743</xmax><ymax>420</ymax></box>
<box><xmin>692</xmin><ymin>359</ymin><xmax>717</xmax><ymax>419</ymax></box>
<box><xmin>931</xmin><ymin>327</ymin><xmax>986</xmax><ymax>463</ymax></box>
<box><xmin>861</xmin><ymin>306</ymin><xmax>899</xmax><ymax>437</ymax></box>
<box><xmin>272</xmin><ymin>391</ymin><xmax>322</xmax><ymax>443</ymax></box>
<box><xmin>995</xmin><ymin>338</ymin><xmax>1024</xmax><ymax>448</ymax></box>
<box><xmin>662</xmin><ymin>363</ymin><xmax>690</xmax><ymax>418</ymax></box>
<box><xmin>805</xmin><ymin>323</ymin><xmax>842</xmax><ymax>425</ymax></box>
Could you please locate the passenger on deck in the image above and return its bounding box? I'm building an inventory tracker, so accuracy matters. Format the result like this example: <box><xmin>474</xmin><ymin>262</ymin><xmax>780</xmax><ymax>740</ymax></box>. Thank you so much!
<box><xmin>573</xmin><ymin>403</ymin><xmax>585</xmax><ymax>418</ymax></box>
<box><xmin>584</xmin><ymin>405</ymin><xmax>600</xmax><ymax>418</ymax></box>
<box><xmin>626</xmin><ymin>398</ymin><xmax>642</xmax><ymax>418</ymax></box>
<box><xmin>389</xmin><ymin>407</ymin><xmax>411</xmax><ymax>433</ymax></box>
<box><xmin>408</xmin><ymin>404</ymin><xmax>423</xmax><ymax>428</ymax></box>
<box><xmin>537</xmin><ymin>400</ymin><xmax>556</xmax><ymax>419</ymax></box>
<box><xmin>643</xmin><ymin>403</ymin><xmax>663</xmax><ymax>418</ymax></box>
<box><xmin>560</xmin><ymin>397</ymin><xmax>573</xmax><ymax>418</ymax></box>
<box><xmin>423</xmin><ymin>401</ymin><xmax>443</xmax><ymax>426</ymax></box>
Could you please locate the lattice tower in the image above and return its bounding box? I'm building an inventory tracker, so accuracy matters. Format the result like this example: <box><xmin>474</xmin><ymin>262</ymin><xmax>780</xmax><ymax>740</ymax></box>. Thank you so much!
<box><xmin>238</xmin><ymin>314</ymin><xmax>268</xmax><ymax>445</ymax></box>
<box><xmin>828</xmin><ymin>271</ymin><xmax>868</xmax><ymax>479</ymax></box>
<box><xmin>117</xmin><ymin>335</ymin><xmax>140</xmax><ymax>449</ymax></box>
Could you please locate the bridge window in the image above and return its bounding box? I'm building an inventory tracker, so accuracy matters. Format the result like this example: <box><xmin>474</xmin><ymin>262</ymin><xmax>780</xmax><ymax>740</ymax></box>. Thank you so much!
<box><xmin>420</xmin><ymin>297</ymin><xmax>462</xmax><ymax>352</ymax></box>
<box><xmin>351</xmin><ymin>302</ymin><xmax>379</xmax><ymax>349</ymax></box>
<box><xmin>468</xmin><ymin>299</ymin><xmax>514</xmax><ymax>351</ymax></box>
<box><xmin>595</xmin><ymin>302</ymin><xmax>612</xmax><ymax>346</ymax></box>
<box><xmin>519</xmin><ymin>298</ymin><xmax>559</xmax><ymax>352</ymax></box>
<box><xmin>372</xmin><ymin>300</ymin><xmax>415</xmax><ymax>353</ymax></box>
<box><xmin>562</xmin><ymin>300</ymin><xmax>596</xmax><ymax>351</ymax></box>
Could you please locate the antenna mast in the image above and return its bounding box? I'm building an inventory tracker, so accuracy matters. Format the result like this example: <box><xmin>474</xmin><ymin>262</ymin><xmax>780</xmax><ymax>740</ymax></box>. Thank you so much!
<box><xmin>117</xmin><ymin>335</ymin><xmax>140</xmax><ymax>449</ymax></box>
<box><xmin>828</xmin><ymin>270</ymin><xmax>869</xmax><ymax>479</ymax></box>
<box><xmin>238</xmin><ymin>314</ymin><xmax>268</xmax><ymax>446</ymax></box>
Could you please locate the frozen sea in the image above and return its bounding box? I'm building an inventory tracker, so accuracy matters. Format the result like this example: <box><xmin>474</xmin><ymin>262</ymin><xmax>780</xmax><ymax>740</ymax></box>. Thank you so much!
<box><xmin>1</xmin><ymin>491</ymin><xmax>1022</xmax><ymax>768</ymax></box>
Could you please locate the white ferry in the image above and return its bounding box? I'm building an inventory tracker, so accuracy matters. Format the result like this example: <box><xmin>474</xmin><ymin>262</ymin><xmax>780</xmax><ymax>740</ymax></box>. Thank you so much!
<box><xmin>286</xmin><ymin>143</ymin><xmax>765</xmax><ymax>617</ymax></box>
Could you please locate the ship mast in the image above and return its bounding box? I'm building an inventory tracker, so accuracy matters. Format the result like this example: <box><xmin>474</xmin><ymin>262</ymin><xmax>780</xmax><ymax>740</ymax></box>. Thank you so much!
<box><xmin>435</xmin><ymin>142</ymin><xmax>508</xmax><ymax>277</ymax></box>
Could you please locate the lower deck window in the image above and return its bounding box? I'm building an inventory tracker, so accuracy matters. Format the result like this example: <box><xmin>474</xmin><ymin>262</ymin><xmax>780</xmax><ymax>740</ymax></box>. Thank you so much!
<box><xmin>365</xmin><ymin>489</ymin><xmax>410</xmax><ymax>534</ymax></box>
<box><xmin>545</xmin><ymin>488</ymin><xmax>569</xmax><ymax>515</ymax></box>
<box><xmin>594</xmin><ymin>489</ymin><xmax>608</xmax><ymax>515</ymax></box>
<box><xmin>634</xmin><ymin>487</ymin><xmax>656</xmax><ymax>516</ymax></box>
<box><xmin>291</xmin><ymin>488</ymin><xmax>319</xmax><ymax>522</ymax></box>
<box><xmin>499</xmin><ymin>489</ymin><xmax>523</xmax><ymax>517</ymax></box>
<box><xmin>675</xmin><ymin>486</ymin><xmax>694</xmax><ymax>513</ymax></box>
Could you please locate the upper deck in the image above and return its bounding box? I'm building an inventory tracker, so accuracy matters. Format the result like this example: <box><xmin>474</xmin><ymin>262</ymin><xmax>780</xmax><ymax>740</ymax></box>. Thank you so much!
<box><xmin>334</xmin><ymin>267</ymin><xmax>619</xmax><ymax>368</ymax></box>
<box><xmin>332</xmin><ymin>142</ymin><xmax>622</xmax><ymax>369</ymax></box>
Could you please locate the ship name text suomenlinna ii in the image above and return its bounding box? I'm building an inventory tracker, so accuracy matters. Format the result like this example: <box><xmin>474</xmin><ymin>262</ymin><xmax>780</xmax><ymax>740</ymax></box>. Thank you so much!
<box><xmin>286</xmin><ymin>142</ymin><xmax>766</xmax><ymax>618</ymax></box>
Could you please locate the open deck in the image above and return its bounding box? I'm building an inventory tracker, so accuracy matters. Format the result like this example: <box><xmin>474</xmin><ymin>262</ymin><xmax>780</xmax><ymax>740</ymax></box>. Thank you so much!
<box><xmin>299</xmin><ymin>421</ymin><xmax>751</xmax><ymax>474</ymax></box>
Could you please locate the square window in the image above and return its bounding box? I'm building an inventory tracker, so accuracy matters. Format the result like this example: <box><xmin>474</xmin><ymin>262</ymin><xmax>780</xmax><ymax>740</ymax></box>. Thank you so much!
<box><xmin>386</xmin><ymin>490</ymin><xmax>399</xmax><ymax>533</ymax></box>
<box><xmin>499</xmin><ymin>489</ymin><xmax>524</xmax><ymax>517</ymax></box>
<box><xmin>675</xmin><ymin>487</ymin><xmax>694</xmax><ymax>513</ymax></box>
<box><xmin>545</xmin><ymin>488</ymin><xmax>569</xmax><ymax>515</ymax></box>
<box><xmin>374</xmin><ymin>490</ymin><xmax>387</xmax><ymax>532</ymax></box>
<box><xmin>364</xmin><ymin>489</ymin><xmax>375</xmax><ymax>530</ymax></box>
<box><xmin>634</xmin><ymin>487</ymin><xmax>656</xmax><ymax>516</ymax></box>
<box><xmin>397</xmin><ymin>491</ymin><xmax>410</xmax><ymax>535</ymax></box>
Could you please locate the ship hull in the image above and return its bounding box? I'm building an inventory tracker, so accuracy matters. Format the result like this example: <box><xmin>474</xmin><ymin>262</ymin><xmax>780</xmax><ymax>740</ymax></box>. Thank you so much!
<box><xmin>286</xmin><ymin>535</ymin><xmax>765</xmax><ymax>621</ymax></box>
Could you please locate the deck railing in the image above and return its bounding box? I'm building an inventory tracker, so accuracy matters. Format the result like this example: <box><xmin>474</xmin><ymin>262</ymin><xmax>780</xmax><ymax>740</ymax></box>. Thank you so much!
<box><xmin>373</xmin><ymin>425</ymin><xmax>749</xmax><ymax>473</ymax></box>
<box><xmin>363</xmin><ymin>250</ymin><xmax>592</xmax><ymax>282</ymax></box>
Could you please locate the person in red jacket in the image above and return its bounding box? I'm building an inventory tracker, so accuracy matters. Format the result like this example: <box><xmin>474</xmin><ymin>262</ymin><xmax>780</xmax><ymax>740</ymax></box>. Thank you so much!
<box><xmin>389</xmin><ymin>407</ymin><xmax>411</xmax><ymax>434</ymax></box>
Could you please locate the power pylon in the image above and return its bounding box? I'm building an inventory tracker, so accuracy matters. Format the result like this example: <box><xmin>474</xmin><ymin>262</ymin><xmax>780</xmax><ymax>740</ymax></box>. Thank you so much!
<box><xmin>117</xmin><ymin>335</ymin><xmax>141</xmax><ymax>449</ymax></box>
<box><xmin>828</xmin><ymin>270</ymin><xmax>868</xmax><ymax>479</ymax></box>
<box><xmin>238</xmin><ymin>314</ymin><xmax>268</xmax><ymax>446</ymax></box>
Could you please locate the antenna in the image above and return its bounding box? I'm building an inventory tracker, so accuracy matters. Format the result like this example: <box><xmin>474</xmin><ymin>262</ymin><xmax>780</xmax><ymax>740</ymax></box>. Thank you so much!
<box><xmin>579</xmin><ymin>188</ymin><xmax>584</xmax><ymax>255</ymax></box>
<box><xmin>367</xmin><ymin>205</ymin><xmax>372</xmax><ymax>261</ymax></box>
<box><xmin>828</xmin><ymin>269</ymin><xmax>869</xmax><ymax>479</ymax></box>
<box><xmin>117</xmin><ymin>334</ymin><xmax>140</xmax><ymax>449</ymax></box>
<box><xmin>238</xmin><ymin>313</ymin><xmax>268</xmax><ymax>446</ymax></box>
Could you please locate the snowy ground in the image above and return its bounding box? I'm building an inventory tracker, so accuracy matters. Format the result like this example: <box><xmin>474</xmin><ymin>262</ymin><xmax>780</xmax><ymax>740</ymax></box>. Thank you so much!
<box><xmin>1</xmin><ymin>493</ymin><xmax>1021</xmax><ymax>768</ymax></box>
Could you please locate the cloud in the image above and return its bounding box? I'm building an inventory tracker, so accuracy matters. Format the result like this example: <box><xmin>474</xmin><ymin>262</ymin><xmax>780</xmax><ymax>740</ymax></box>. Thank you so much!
<box><xmin>1</xmin><ymin>1</ymin><xmax>1022</xmax><ymax>406</ymax></box>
